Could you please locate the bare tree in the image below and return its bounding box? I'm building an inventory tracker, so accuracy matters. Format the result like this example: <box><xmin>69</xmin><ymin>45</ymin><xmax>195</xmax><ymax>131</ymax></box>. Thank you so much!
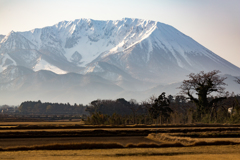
<box><xmin>141</xmin><ymin>95</ymin><xmax>157</xmax><ymax>124</ymax></box>
<box><xmin>129</xmin><ymin>99</ymin><xmax>139</xmax><ymax>124</ymax></box>
<box><xmin>179</xmin><ymin>70</ymin><xmax>227</xmax><ymax>120</ymax></box>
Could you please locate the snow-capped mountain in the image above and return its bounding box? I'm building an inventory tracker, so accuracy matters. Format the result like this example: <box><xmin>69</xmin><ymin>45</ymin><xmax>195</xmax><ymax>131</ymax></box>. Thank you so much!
<box><xmin>0</xmin><ymin>35</ymin><xmax>5</xmax><ymax>42</ymax></box>
<box><xmin>1</xmin><ymin>18</ymin><xmax>240</xmax><ymax>82</ymax></box>
<box><xmin>0</xmin><ymin>18</ymin><xmax>240</xmax><ymax>105</ymax></box>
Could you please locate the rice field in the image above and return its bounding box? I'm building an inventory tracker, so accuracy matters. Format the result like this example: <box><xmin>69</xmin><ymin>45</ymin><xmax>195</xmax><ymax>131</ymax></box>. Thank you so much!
<box><xmin>1</xmin><ymin>121</ymin><xmax>240</xmax><ymax>159</ymax></box>
<box><xmin>1</xmin><ymin>145</ymin><xmax>240</xmax><ymax>160</ymax></box>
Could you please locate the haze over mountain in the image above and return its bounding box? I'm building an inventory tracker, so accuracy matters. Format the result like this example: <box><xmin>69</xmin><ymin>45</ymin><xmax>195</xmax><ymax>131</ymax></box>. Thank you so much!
<box><xmin>0</xmin><ymin>18</ymin><xmax>240</xmax><ymax>105</ymax></box>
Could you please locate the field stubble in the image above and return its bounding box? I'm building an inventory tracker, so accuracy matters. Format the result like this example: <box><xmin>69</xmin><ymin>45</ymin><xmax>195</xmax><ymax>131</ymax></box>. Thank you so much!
<box><xmin>1</xmin><ymin>145</ymin><xmax>240</xmax><ymax>160</ymax></box>
<box><xmin>1</xmin><ymin>122</ymin><xmax>240</xmax><ymax>159</ymax></box>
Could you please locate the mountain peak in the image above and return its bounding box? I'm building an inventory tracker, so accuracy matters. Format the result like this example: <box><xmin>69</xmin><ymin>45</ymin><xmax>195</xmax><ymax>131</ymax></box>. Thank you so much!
<box><xmin>0</xmin><ymin>31</ymin><xmax>15</xmax><ymax>43</ymax></box>
<box><xmin>0</xmin><ymin>18</ymin><xmax>239</xmax><ymax>82</ymax></box>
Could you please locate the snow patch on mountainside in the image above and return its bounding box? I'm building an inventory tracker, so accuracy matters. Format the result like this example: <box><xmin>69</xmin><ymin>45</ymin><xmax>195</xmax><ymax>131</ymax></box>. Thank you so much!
<box><xmin>33</xmin><ymin>58</ymin><xmax>67</xmax><ymax>74</ymax></box>
<box><xmin>64</xmin><ymin>38</ymin><xmax>114</xmax><ymax>67</ymax></box>
<box><xmin>0</xmin><ymin>54</ymin><xmax>16</xmax><ymax>72</ymax></box>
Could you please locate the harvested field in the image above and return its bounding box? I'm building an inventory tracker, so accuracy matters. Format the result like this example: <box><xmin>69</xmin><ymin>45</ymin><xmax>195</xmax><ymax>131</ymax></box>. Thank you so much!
<box><xmin>1</xmin><ymin>122</ymin><xmax>240</xmax><ymax>147</ymax></box>
<box><xmin>1</xmin><ymin>123</ymin><xmax>240</xmax><ymax>139</ymax></box>
<box><xmin>198</xmin><ymin>138</ymin><xmax>240</xmax><ymax>142</ymax></box>
<box><xmin>0</xmin><ymin>121</ymin><xmax>84</xmax><ymax>126</ymax></box>
<box><xmin>1</xmin><ymin>145</ymin><xmax>240</xmax><ymax>160</ymax></box>
<box><xmin>0</xmin><ymin>136</ymin><xmax>160</xmax><ymax>148</ymax></box>
<box><xmin>1</xmin><ymin>121</ymin><xmax>240</xmax><ymax>160</ymax></box>
<box><xmin>1</xmin><ymin>122</ymin><xmax>240</xmax><ymax>130</ymax></box>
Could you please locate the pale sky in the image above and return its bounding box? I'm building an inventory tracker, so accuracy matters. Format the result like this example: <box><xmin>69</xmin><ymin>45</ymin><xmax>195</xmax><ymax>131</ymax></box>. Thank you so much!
<box><xmin>0</xmin><ymin>0</ymin><xmax>239</xmax><ymax>68</ymax></box>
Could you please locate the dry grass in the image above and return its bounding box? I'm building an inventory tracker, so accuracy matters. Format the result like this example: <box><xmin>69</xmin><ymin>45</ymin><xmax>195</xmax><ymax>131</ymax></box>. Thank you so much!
<box><xmin>1</xmin><ymin>145</ymin><xmax>240</xmax><ymax>160</ymax></box>
<box><xmin>0</xmin><ymin>121</ymin><xmax>84</xmax><ymax>125</ymax></box>
<box><xmin>147</xmin><ymin>133</ymin><xmax>198</xmax><ymax>145</ymax></box>
<box><xmin>170</xmin><ymin>131</ymin><xmax>240</xmax><ymax>138</ymax></box>
<box><xmin>1</xmin><ymin>137</ymin><xmax>240</xmax><ymax>152</ymax></box>
<box><xmin>198</xmin><ymin>138</ymin><xmax>240</xmax><ymax>142</ymax></box>
<box><xmin>0</xmin><ymin>136</ymin><xmax>159</xmax><ymax>148</ymax></box>
<box><xmin>147</xmin><ymin>133</ymin><xmax>240</xmax><ymax>146</ymax></box>
<box><xmin>1</xmin><ymin>125</ymin><xmax>240</xmax><ymax>139</ymax></box>
<box><xmin>1</xmin><ymin>121</ymin><xmax>240</xmax><ymax>129</ymax></box>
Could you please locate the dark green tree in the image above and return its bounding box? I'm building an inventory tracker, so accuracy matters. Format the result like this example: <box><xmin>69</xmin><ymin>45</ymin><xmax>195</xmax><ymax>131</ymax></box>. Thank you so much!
<box><xmin>174</xmin><ymin>95</ymin><xmax>187</xmax><ymax>104</ymax></box>
<box><xmin>167</xmin><ymin>95</ymin><xmax>174</xmax><ymax>103</ymax></box>
<box><xmin>148</xmin><ymin>92</ymin><xmax>172</xmax><ymax>122</ymax></box>
<box><xmin>179</xmin><ymin>70</ymin><xmax>227</xmax><ymax>120</ymax></box>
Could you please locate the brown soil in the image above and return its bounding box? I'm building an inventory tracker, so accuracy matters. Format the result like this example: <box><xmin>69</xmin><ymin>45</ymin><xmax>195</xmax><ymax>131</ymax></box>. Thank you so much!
<box><xmin>0</xmin><ymin>136</ymin><xmax>160</xmax><ymax>148</ymax></box>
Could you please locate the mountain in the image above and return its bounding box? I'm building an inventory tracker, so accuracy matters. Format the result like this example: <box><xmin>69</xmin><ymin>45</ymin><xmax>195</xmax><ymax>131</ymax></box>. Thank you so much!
<box><xmin>0</xmin><ymin>35</ymin><xmax>5</xmax><ymax>42</ymax></box>
<box><xmin>0</xmin><ymin>18</ymin><xmax>240</xmax><ymax>105</ymax></box>
<box><xmin>0</xmin><ymin>65</ymin><xmax>123</xmax><ymax>105</ymax></box>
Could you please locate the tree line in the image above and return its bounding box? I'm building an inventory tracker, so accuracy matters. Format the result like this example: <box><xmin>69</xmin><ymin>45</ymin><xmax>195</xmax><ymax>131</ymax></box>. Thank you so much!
<box><xmin>85</xmin><ymin>70</ymin><xmax>240</xmax><ymax>125</ymax></box>
<box><xmin>16</xmin><ymin>70</ymin><xmax>240</xmax><ymax>124</ymax></box>
<box><xmin>18</xmin><ymin>100</ymin><xmax>88</xmax><ymax>115</ymax></box>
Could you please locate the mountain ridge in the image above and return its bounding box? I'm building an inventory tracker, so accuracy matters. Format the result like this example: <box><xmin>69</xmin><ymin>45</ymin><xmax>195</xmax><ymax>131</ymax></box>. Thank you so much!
<box><xmin>1</xmin><ymin>18</ymin><xmax>239</xmax><ymax>77</ymax></box>
<box><xmin>0</xmin><ymin>18</ymin><xmax>240</xmax><ymax>105</ymax></box>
